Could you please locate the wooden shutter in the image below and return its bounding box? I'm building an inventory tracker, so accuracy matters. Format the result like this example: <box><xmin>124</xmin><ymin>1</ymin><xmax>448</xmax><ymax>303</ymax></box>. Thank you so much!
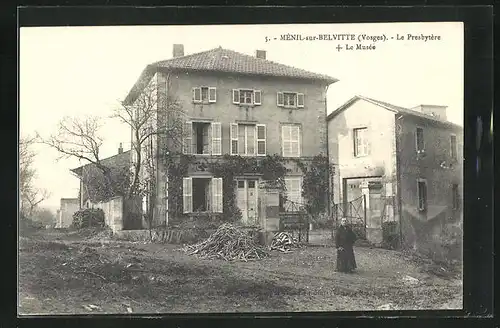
<box><xmin>209</xmin><ymin>87</ymin><xmax>217</xmax><ymax>103</ymax></box>
<box><xmin>277</xmin><ymin>92</ymin><xmax>284</xmax><ymax>106</ymax></box>
<box><xmin>282</xmin><ymin>125</ymin><xmax>290</xmax><ymax>157</ymax></box>
<box><xmin>203</xmin><ymin>124</ymin><xmax>210</xmax><ymax>155</ymax></box>
<box><xmin>297</xmin><ymin>93</ymin><xmax>304</xmax><ymax>108</ymax></box>
<box><xmin>254</xmin><ymin>90</ymin><xmax>262</xmax><ymax>105</ymax></box>
<box><xmin>290</xmin><ymin>125</ymin><xmax>300</xmax><ymax>157</ymax></box>
<box><xmin>256</xmin><ymin>124</ymin><xmax>266</xmax><ymax>156</ymax></box>
<box><xmin>364</xmin><ymin>129</ymin><xmax>370</xmax><ymax>155</ymax></box>
<box><xmin>211</xmin><ymin>122</ymin><xmax>222</xmax><ymax>155</ymax></box>
<box><xmin>230</xmin><ymin>123</ymin><xmax>238</xmax><ymax>155</ymax></box>
<box><xmin>192</xmin><ymin>87</ymin><xmax>201</xmax><ymax>103</ymax></box>
<box><xmin>212</xmin><ymin>178</ymin><xmax>223</xmax><ymax>213</ymax></box>
<box><xmin>183</xmin><ymin>121</ymin><xmax>193</xmax><ymax>154</ymax></box>
<box><xmin>183</xmin><ymin>177</ymin><xmax>193</xmax><ymax>213</ymax></box>
<box><xmin>232</xmin><ymin>89</ymin><xmax>240</xmax><ymax>104</ymax></box>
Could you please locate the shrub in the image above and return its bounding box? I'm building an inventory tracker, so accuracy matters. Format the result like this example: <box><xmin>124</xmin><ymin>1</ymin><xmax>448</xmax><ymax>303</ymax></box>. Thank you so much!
<box><xmin>382</xmin><ymin>221</ymin><xmax>400</xmax><ymax>249</ymax></box>
<box><xmin>351</xmin><ymin>224</ymin><xmax>366</xmax><ymax>240</ymax></box>
<box><xmin>72</xmin><ymin>209</ymin><xmax>105</xmax><ymax>229</ymax></box>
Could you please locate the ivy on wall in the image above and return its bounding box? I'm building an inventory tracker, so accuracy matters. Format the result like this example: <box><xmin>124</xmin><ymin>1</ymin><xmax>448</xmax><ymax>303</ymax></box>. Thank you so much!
<box><xmin>294</xmin><ymin>155</ymin><xmax>335</xmax><ymax>216</ymax></box>
<box><xmin>160</xmin><ymin>152</ymin><xmax>333</xmax><ymax>223</ymax></box>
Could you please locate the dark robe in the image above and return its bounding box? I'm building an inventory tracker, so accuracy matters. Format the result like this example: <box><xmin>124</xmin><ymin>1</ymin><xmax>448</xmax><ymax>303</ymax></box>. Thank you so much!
<box><xmin>335</xmin><ymin>225</ymin><xmax>357</xmax><ymax>272</ymax></box>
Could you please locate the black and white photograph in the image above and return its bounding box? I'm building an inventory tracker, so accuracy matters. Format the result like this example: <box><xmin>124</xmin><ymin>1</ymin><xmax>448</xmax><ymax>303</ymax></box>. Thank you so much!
<box><xmin>19</xmin><ymin>22</ymin><xmax>464</xmax><ymax>314</ymax></box>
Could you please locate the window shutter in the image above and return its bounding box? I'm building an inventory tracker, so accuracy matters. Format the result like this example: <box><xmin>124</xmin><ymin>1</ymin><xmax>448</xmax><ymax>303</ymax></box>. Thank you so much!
<box><xmin>183</xmin><ymin>121</ymin><xmax>193</xmax><ymax>154</ymax></box>
<box><xmin>209</xmin><ymin>87</ymin><xmax>217</xmax><ymax>103</ymax></box>
<box><xmin>212</xmin><ymin>178</ymin><xmax>223</xmax><ymax>213</ymax></box>
<box><xmin>204</xmin><ymin>124</ymin><xmax>211</xmax><ymax>155</ymax></box>
<box><xmin>422</xmin><ymin>182</ymin><xmax>427</xmax><ymax>210</ymax></box>
<box><xmin>183</xmin><ymin>177</ymin><xmax>192</xmax><ymax>213</ymax></box>
<box><xmin>297</xmin><ymin>178</ymin><xmax>303</xmax><ymax>204</ymax></box>
<box><xmin>290</xmin><ymin>125</ymin><xmax>300</xmax><ymax>157</ymax></box>
<box><xmin>232</xmin><ymin>89</ymin><xmax>240</xmax><ymax>104</ymax></box>
<box><xmin>254</xmin><ymin>90</ymin><xmax>262</xmax><ymax>105</ymax></box>
<box><xmin>211</xmin><ymin>122</ymin><xmax>222</xmax><ymax>155</ymax></box>
<box><xmin>277</xmin><ymin>92</ymin><xmax>284</xmax><ymax>107</ymax></box>
<box><xmin>230</xmin><ymin>123</ymin><xmax>238</xmax><ymax>155</ymax></box>
<box><xmin>192</xmin><ymin>88</ymin><xmax>201</xmax><ymax>103</ymax></box>
<box><xmin>282</xmin><ymin>125</ymin><xmax>290</xmax><ymax>157</ymax></box>
<box><xmin>297</xmin><ymin>93</ymin><xmax>304</xmax><ymax>108</ymax></box>
<box><xmin>256</xmin><ymin>124</ymin><xmax>266</xmax><ymax>156</ymax></box>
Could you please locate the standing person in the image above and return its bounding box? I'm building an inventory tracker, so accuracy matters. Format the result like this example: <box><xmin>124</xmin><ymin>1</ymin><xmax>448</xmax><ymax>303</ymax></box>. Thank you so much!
<box><xmin>335</xmin><ymin>218</ymin><xmax>357</xmax><ymax>273</ymax></box>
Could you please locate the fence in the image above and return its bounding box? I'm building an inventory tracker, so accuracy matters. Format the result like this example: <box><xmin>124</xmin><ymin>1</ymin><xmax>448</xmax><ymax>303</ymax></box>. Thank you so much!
<box><xmin>278</xmin><ymin>200</ymin><xmax>309</xmax><ymax>242</ymax></box>
<box><xmin>332</xmin><ymin>195</ymin><xmax>367</xmax><ymax>239</ymax></box>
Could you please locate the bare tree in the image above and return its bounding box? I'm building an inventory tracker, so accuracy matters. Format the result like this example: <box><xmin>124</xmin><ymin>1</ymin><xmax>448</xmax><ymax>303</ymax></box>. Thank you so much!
<box><xmin>37</xmin><ymin>115</ymin><xmax>105</xmax><ymax>167</ymax></box>
<box><xmin>114</xmin><ymin>76</ymin><xmax>185</xmax><ymax>229</ymax></box>
<box><xmin>19</xmin><ymin>136</ymin><xmax>50</xmax><ymax>218</ymax></box>
<box><xmin>36</xmin><ymin>116</ymin><xmax>122</xmax><ymax>201</ymax></box>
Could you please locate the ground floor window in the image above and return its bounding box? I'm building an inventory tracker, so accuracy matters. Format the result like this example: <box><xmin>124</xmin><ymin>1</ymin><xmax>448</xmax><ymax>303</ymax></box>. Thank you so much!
<box><xmin>417</xmin><ymin>179</ymin><xmax>427</xmax><ymax>211</ymax></box>
<box><xmin>183</xmin><ymin>177</ymin><xmax>222</xmax><ymax>213</ymax></box>
<box><xmin>281</xmin><ymin>177</ymin><xmax>303</xmax><ymax>211</ymax></box>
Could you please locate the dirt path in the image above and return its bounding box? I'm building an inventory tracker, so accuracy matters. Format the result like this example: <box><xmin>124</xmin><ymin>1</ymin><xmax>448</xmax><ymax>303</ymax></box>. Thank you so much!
<box><xmin>18</xmin><ymin>230</ymin><xmax>462</xmax><ymax>314</ymax></box>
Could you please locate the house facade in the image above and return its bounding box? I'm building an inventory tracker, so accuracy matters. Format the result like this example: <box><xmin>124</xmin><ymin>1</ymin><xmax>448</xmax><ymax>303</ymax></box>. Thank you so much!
<box><xmin>327</xmin><ymin>96</ymin><xmax>463</xmax><ymax>248</ymax></box>
<box><xmin>124</xmin><ymin>44</ymin><xmax>338</xmax><ymax>233</ymax></box>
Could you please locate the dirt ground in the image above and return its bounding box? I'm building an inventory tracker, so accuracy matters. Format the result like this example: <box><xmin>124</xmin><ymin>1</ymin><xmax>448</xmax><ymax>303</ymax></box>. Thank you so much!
<box><xmin>18</xmin><ymin>229</ymin><xmax>463</xmax><ymax>314</ymax></box>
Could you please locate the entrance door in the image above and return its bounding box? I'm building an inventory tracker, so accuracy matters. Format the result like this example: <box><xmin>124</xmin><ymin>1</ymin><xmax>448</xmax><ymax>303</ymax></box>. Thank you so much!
<box><xmin>236</xmin><ymin>179</ymin><xmax>259</xmax><ymax>225</ymax></box>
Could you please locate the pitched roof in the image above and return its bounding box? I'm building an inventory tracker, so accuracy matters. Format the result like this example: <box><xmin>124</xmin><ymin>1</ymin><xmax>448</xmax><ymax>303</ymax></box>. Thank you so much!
<box><xmin>71</xmin><ymin>150</ymin><xmax>131</xmax><ymax>177</ymax></box>
<box><xmin>124</xmin><ymin>47</ymin><xmax>338</xmax><ymax>105</ymax></box>
<box><xmin>155</xmin><ymin>47</ymin><xmax>338</xmax><ymax>82</ymax></box>
<box><xmin>327</xmin><ymin>95</ymin><xmax>462</xmax><ymax>129</ymax></box>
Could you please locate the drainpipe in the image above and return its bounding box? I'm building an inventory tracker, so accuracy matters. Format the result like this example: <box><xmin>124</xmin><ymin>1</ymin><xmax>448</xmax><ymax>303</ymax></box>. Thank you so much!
<box><xmin>324</xmin><ymin>83</ymin><xmax>331</xmax><ymax>217</ymax></box>
<box><xmin>395</xmin><ymin>114</ymin><xmax>404</xmax><ymax>248</ymax></box>
<box><xmin>164</xmin><ymin>71</ymin><xmax>171</xmax><ymax>227</ymax></box>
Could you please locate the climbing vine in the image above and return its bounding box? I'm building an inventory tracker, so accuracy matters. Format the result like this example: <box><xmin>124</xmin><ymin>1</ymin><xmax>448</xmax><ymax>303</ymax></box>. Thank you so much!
<box><xmin>294</xmin><ymin>154</ymin><xmax>334</xmax><ymax>216</ymax></box>
<box><xmin>209</xmin><ymin>154</ymin><xmax>288</xmax><ymax>221</ymax></box>
<box><xmin>160</xmin><ymin>152</ymin><xmax>334</xmax><ymax>224</ymax></box>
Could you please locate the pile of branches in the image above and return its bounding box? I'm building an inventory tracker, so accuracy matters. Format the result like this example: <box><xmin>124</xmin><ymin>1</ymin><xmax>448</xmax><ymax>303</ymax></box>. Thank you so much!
<box><xmin>182</xmin><ymin>223</ymin><xmax>270</xmax><ymax>261</ymax></box>
<box><xmin>270</xmin><ymin>232</ymin><xmax>303</xmax><ymax>253</ymax></box>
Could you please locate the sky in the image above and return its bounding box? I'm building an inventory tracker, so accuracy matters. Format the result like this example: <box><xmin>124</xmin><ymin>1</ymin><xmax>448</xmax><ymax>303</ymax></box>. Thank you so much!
<box><xmin>19</xmin><ymin>22</ymin><xmax>464</xmax><ymax>212</ymax></box>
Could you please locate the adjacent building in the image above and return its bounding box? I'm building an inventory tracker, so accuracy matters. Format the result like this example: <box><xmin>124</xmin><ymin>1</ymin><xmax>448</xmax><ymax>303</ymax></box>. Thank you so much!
<box><xmin>70</xmin><ymin>145</ymin><xmax>141</xmax><ymax>231</ymax></box>
<box><xmin>123</xmin><ymin>44</ymin><xmax>338</xmax><ymax>233</ymax></box>
<box><xmin>327</xmin><ymin>95</ymin><xmax>463</xmax><ymax>248</ymax></box>
<box><xmin>55</xmin><ymin>198</ymin><xmax>79</xmax><ymax>228</ymax></box>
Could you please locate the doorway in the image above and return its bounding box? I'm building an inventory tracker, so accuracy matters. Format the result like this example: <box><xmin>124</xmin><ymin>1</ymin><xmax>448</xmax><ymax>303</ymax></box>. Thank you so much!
<box><xmin>235</xmin><ymin>179</ymin><xmax>259</xmax><ymax>225</ymax></box>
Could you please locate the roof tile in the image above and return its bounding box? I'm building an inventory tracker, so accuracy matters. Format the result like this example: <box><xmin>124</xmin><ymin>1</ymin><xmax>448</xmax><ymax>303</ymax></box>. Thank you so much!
<box><xmin>152</xmin><ymin>47</ymin><xmax>338</xmax><ymax>82</ymax></box>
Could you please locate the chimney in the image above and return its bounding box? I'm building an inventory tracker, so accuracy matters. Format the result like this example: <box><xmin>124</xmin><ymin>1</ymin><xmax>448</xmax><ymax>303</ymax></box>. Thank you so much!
<box><xmin>173</xmin><ymin>44</ymin><xmax>184</xmax><ymax>58</ymax></box>
<box><xmin>118</xmin><ymin>143</ymin><xmax>123</xmax><ymax>154</ymax></box>
<box><xmin>256</xmin><ymin>50</ymin><xmax>266</xmax><ymax>60</ymax></box>
<box><xmin>411</xmin><ymin>105</ymin><xmax>448</xmax><ymax>121</ymax></box>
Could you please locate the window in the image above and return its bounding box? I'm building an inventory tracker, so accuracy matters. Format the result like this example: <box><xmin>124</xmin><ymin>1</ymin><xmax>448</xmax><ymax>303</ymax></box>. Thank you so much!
<box><xmin>232</xmin><ymin>89</ymin><xmax>262</xmax><ymax>105</ymax></box>
<box><xmin>417</xmin><ymin>179</ymin><xmax>427</xmax><ymax>211</ymax></box>
<box><xmin>192</xmin><ymin>87</ymin><xmax>216</xmax><ymax>103</ymax></box>
<box><xmin>282</xmin><ymin>124</ymin><xmax>301</xmax><ymax>157</ymax></box>
<box><xmin>183</xmin><ymin>177</ymin><xmax>222</xmax><ymax>213</ymax></box>
<box><xmin>353</xmin><ymin>127</ymin><xmax>369</xmax><ymax>157</ymax></box>
<box><xmin>183</xmin><ymin>121</ymin><xmax>222</xmax><ymax>155</ymax></box>
<box><xmin>450</xmin><ymin>135</ymin><xmax>458</xmax><ymax>160</ymax></box>
<box><xmin>283</xmin><ymin>177</ymin><xmax>302</xmax><ymax>211</ymax></box>
<box><xmin>230</xmin><ymin>123</ymin><xmax>266</xmax><ymax>156</ymax></box>
<box><xmin>416</xmin><ymin>127</ymin><xmax>425</xmax><ymax>153</ymax></box>
<box><xmin>277</xmin><ymin>92</ymin><xmax>304</xmax><ymax>108</ymax></box>
<box><xmin>452</xmin><ymin>183</ymin><xmax>460</xmax><ymax>210</ymax></box>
